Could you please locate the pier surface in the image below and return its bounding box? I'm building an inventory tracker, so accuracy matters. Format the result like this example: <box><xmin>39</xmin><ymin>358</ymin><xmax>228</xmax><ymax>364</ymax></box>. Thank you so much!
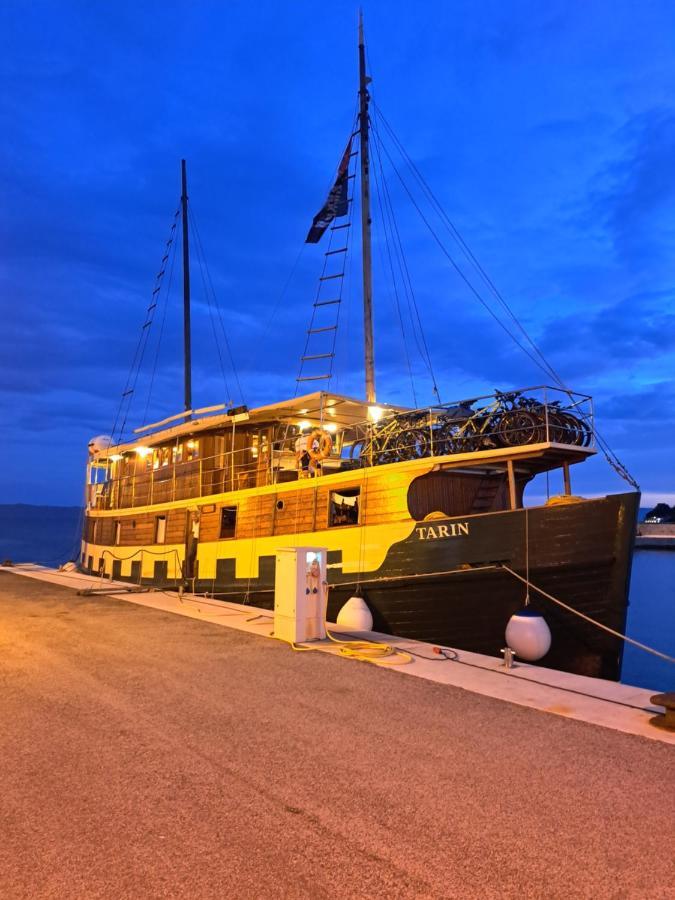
<box><xmin>1</xmin><ymin>571</ymin><xmax>673</xmax><ymax>899</ymax></box>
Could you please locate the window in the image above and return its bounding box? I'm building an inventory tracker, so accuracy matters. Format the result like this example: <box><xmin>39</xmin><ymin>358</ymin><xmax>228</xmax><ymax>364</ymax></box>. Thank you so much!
<box><xmin>329</xmin><ymin>488</ymin><xmax>360</xmax><ymax>527</ymax></box>
<box><xmin>186</xmin><ymin>439</ymin><xmax>199</xmax><ymax>460</ymax></box>
<box><xmin>114</xmin><ymin>520</ymin><xmax>121</xmax><ymax>546</ymax></box>
<box><xmin>155</xmin><ymin>515</ymin><xmax>167</xmax><ymax>544</ymax></box>
<box><xmin>220</xmin><ymin>506</ymin><xmax>237</xmax><ymax>539</ymax></box>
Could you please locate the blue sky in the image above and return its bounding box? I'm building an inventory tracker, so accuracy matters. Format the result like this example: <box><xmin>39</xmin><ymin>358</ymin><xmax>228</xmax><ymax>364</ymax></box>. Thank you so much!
<box><xmin>1</xmin><ymin>0</ymin><xmax>674</xmax><ymax>506</ymax></box>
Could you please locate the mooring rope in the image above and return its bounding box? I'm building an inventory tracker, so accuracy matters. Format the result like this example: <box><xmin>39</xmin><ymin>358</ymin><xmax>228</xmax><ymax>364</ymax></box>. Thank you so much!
<box><xmin>500</xmin><ymin>564</ymin><xmax>675</xmax><ymax>666</ymax></box>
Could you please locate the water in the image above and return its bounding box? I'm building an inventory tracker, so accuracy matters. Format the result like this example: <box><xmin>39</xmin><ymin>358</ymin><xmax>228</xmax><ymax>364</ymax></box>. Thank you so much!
<box><xmin>621</xmin><ymin>550</ymin><xmax>675</xmax><ymax>692</ymax></box>
<box><xmin>0</xmin><ymin>505</ymin><xmax>673</xmax><ymax>691</ymax></box>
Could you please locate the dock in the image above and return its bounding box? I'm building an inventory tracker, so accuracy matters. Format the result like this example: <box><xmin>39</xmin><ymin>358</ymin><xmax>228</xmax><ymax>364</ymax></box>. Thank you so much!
<box><xmin>636</xmin><ymin>523</ymin><xmax>675</xmax><ymax>549</ymax></box>
<box><xmin>1</xmin><ymin>567</ymin><xmax>673</xmax><ymax>899</ymax></box>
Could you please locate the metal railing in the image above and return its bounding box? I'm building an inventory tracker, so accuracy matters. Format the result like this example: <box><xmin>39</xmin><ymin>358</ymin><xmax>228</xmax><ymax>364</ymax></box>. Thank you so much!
<box><xmin>347</xmin><ymin>385</ymin><xmax>593</xmax><ymax>466</ymax></box>
<box><xmin>88</xmin><ymin>386</ymin><xmax>593</xmax><ymax>511</ymax></box>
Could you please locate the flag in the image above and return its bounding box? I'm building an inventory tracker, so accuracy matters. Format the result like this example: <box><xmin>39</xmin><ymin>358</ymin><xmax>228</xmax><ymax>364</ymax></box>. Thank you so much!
<box><xmin>305</xmin><ymin>139</ymin><xmax>353</xmax><ymax>243</ymax></box>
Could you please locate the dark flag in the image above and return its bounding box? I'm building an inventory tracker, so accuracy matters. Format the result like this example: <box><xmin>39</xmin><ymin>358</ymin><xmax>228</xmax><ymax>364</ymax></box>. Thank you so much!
<box><xmin>305</xmin><ymin>139</ymin><xmax>353</xmax><ymax>243</ymax></box>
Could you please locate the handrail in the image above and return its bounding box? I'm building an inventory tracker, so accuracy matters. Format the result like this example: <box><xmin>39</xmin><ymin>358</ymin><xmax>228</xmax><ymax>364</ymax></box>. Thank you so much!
<box><xmin>87</xmin><ymin>385</ymin><xmax>594</xmax><ymax>511</ymax></box>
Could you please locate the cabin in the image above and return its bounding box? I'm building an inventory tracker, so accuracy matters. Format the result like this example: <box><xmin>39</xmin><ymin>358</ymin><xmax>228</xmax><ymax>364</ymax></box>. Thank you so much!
<box><xmin>83</xmin><ymin>388</ymin><xmax>596</xmax><ymax>579</ymax></box>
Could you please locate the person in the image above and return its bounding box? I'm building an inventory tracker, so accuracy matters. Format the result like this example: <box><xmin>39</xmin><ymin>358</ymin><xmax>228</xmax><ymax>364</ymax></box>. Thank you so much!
<box><xmin>185</xmin><ymin>508</ymin><xmax>200</xmax><ymax>580</ymax></box>
<box><xmin>295</xmin><ymin>432</ymin><xmax>310</xmax><ymax>477</ymax></box>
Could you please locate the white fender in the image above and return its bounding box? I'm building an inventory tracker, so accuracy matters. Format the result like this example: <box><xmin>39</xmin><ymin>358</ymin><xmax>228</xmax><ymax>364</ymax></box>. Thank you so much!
<box><xmin>505</xmin><ymin>608</ymin><xmax>552</xmax><ymax>661</ymax></box>
<box><xmin>336</xmin><ymin>595</ymin><xmax>373</xmax><ymax>632</ymax></box>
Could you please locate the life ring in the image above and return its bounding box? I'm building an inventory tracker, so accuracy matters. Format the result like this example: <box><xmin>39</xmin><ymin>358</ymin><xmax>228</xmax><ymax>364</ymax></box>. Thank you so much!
<box><xmin>308</xmin><ymin>429</ymin><xmax>333</xmax><ymax>462</ymax></box>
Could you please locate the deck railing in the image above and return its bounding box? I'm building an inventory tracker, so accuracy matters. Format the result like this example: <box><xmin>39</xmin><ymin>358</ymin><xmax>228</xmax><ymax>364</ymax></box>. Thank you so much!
<box><xmin>88</xmin><ymin>385</ymin><xmax>593</xmax><ymax>511</ymax></box>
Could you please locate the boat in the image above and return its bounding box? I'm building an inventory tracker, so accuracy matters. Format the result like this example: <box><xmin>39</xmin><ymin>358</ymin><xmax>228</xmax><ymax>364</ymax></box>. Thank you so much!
<box><xmin>81</xmin><ymin>18</ymin><xmax>640</xmax><ymax>679</ymax></box>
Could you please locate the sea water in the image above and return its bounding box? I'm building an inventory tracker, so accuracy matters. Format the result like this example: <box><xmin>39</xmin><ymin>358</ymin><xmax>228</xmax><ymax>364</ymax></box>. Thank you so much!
<box><xmin>621</xmin><ymin>549</ymin><xmax>675</xmax><ymax>692</ymax></box>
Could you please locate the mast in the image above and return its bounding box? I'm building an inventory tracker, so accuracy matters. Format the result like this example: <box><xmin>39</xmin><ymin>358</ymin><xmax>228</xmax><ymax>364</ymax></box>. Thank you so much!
<box><xmin>181</xmin><ymin>159</ymin><xmax>193</xmax><ymax>417</ymax></box>
<box><xmin>358</xmin><ymin>12</ymin><xmax>376</xmax><ymax>403</ymax></box>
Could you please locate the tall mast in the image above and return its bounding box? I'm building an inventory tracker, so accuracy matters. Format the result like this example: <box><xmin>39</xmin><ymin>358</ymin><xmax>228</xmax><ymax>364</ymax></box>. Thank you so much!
<box><xmin>358</xmin><ymin>12</ymin><xmax>376</xmax><ymax>403</ymax></box>
<box><xmin>181</xmin><ymin>159</ymin><xmax>193</xmax><ymax>417</ymax></box>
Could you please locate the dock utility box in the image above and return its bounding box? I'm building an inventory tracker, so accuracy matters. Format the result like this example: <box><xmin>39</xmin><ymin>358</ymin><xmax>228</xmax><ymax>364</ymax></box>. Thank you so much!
<box><xmin>274</xmin><ymin>547</ymin><xmax>328</xmax><ymax>644</ymax></box>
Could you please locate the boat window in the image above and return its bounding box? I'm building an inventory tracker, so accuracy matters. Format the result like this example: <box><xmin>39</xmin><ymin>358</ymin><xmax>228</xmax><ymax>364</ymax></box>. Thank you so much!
<box><xmin>173</xmin><ymin>442</ymin><xmax>184</xmax><ymax>464</ymax></box>
<box><xmin>329</xmin><ymin>488</ymin><xmax>360</xmax><ymax>527</ymax></box>
<box><xmin>155</xmin><ymin>515</ymin><xmax>167</xmax><ymax>544</ymax></box>
<box><xmin>114</xmin><ymin>520</ymin><xmax>121</xmax><ymax>546</ymax></box>
<box><xmin>186</xmin><ymin>439</ymin><xmax>199</xmax><ymax>460</ymax></box>
<box><xmin>220</xmin><ymin>506</ymin><xmax>237</xmax><ymax>539</ymax></box>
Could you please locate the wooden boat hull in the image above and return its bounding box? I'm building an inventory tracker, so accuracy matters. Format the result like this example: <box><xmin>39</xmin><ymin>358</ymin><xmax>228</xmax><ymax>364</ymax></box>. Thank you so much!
<box><xmin>83</xmin><ymin>491</ymin><xmax>639</xmax><ymax>679</ymax></box>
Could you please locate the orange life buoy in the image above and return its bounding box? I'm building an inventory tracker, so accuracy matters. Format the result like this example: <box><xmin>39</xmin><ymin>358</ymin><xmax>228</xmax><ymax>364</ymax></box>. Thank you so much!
<box><xmin>308</xmin><ymin>429</ymin><xmax>333</xmax><ymax>461</ymax></box>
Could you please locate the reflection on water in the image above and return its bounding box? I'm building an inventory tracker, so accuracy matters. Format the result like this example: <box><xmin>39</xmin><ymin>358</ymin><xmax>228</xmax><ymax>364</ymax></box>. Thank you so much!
<box><xmin>621</xmin><ymin>550</ymin><xmax>675</xmax><ymax>692</ymax></box>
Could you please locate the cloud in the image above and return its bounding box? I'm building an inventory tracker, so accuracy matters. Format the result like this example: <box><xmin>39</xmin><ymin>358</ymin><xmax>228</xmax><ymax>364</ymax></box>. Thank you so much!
<box><xmin>585</xmin><ymin>109</ymin><xmax>675</xmax><ymax>272</ymax></box>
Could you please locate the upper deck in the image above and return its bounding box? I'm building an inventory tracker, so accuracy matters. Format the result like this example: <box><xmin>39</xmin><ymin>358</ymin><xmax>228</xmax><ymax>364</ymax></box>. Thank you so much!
<box><xmin>86</xmin><ymin>386</ymin><xmax>595</xmax><ymax>512</ymax></box>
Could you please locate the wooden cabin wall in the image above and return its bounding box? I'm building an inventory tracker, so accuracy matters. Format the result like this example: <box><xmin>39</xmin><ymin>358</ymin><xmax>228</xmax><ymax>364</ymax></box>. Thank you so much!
<box><xmin>361</xmin><ymin>471</ymin><xmax>412</xmax><ymax>525</ymax></box>
<box><xmin>407</xmin><ymin>471</ymin><xmax>510</xmax><ymax>520</ymax></box>
<box><xmin>198</xmin><ymin>507</ymin><xmax>221</xmax><ymax>542</ymax></box>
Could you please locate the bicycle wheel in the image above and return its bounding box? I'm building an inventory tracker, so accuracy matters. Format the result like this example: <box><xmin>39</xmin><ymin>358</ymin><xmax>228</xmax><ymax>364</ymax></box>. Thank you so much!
<box><xmin>394</xmin><ymin>428</ymin><xmax>429</xmax><ymax>460</ymax></box>
<box><xmin>499</xmin><ymin>410</ymin><xmax>541</xmax><ymax>446</ymax></box>
<box><xmin>544</xmin><ymin>410</ymin><xmax>566</xmax><ymax>443</ymax></box>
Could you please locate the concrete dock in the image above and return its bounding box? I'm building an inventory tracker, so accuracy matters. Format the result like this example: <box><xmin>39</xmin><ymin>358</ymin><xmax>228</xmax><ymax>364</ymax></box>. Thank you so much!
<box><xmin>1</xmin><ymin>570</ymin><xmax>673</xmax><ymax>899</ymax></box>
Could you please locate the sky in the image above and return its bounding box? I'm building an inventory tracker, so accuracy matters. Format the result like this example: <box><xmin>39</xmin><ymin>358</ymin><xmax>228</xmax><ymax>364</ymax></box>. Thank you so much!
<box><xmin>1</xmin><ymin>0</ymin><xmax>674</xmax><ymax>506</ymax></box>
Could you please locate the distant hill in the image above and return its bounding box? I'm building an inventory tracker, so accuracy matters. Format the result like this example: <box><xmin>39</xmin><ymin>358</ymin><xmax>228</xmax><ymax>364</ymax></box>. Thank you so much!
<box><xmin>644</xmin><ymin>503</ymin><xmax>675</xmax><ymax>524</ymax></box>
<box><xmin>0</xmin><ymin>504</ymin><xmax>82</xmax><ymax>565</ymax></box>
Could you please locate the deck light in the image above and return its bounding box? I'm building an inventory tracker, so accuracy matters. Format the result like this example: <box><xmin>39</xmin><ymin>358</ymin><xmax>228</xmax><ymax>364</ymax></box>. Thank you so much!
<box><xmin>297</xmin><ymin>420</ymin><xmax>311</xmax><ymax>431</ymax></box>
<box><xmin>135</xmin><ymin>446</ymin><xmax>152</xmax><ymax>458</ymax></box>
<box><xmin>368</xmin><ymin>405</ymin><xmax>384</xmax><ymax>423</ymax></box>
<box><xmin>109</xmin><ymin>454</ymin><xmax>123</xmax><ymax>462</ymax></box>
<box><xmin>324</xmin><ymin>423</ymin><xmax>338</xmax><ymax>433</ymax></box>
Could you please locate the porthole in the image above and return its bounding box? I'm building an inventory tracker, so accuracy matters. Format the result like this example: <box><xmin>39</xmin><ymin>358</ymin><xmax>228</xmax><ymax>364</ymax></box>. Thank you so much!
<box><xmin>276</xmin><ymin>499</ymin><xmax>285</xmax><ymax>511</ymax></box>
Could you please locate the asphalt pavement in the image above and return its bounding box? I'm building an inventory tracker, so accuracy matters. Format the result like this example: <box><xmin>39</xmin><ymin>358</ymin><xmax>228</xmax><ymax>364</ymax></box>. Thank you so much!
<box><xmin>0</xmin><ymin>570</ymin><xmax>673</xmax><ymax>899</ymax></box>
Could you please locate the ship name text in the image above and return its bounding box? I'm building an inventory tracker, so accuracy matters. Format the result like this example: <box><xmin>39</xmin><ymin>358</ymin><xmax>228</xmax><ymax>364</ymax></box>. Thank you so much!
<box><xmin>415</xmin><ymin>522</ymin><xmax>470</xmax><ymax>540</ymax></box>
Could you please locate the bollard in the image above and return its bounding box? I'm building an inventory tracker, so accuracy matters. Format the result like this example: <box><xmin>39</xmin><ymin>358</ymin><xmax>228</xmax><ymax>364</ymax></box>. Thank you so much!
<box><xmin>649</xmin><ymin>693</ymin><xmax>675</xmax><ymax>732</ymax></box>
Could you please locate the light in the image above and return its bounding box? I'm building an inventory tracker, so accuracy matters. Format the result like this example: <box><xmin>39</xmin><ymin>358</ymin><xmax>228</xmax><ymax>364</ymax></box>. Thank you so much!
<box><xmin>297</xmin><ymin>420</ymin><xmax>311</xmax><ymax>431</ymax></box>
<box><xmin>109</xmin><ymin>454</ymin><xmax>123</xmax><ymax>462</ymax></box>
<box><xmin>135</xmin><ymin>446</ymin><xmax>152</xmax><ymax>458</ymax></box>
<box><xmin>324</xmin><ymin>423</ymin><xmax>338</xmax><ymax>433</ymax></box>
<box><xmin>368</xmin><ymin>405</ymin><xmax>384</xmax><ymax>423</ymax></box>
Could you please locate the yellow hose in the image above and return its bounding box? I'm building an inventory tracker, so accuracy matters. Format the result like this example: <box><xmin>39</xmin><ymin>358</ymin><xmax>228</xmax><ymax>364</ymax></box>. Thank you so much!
<box><xmin>283</xmin><ymin>629</ymin><xmax>412</xmax><ymax>665</ymax></box>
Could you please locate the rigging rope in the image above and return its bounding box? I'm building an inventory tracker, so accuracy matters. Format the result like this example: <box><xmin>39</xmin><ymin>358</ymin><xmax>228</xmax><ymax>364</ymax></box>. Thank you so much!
<box><xmin>501</xmin><ymin>565</ymin><xmax>675</xmax><ymax>666</ymax></box>
<box><xmin>189</xmin><ymin>208</ymin><xmax>245</xmax><ymax>406</ymax></box>
<box><xmin>142</xmin><ymin>227</ymin><xmax>179</xmax><ymax>426</ymax></box>
<box><xmin>109</xmin><ymin>206</ymin><xmax>181</xmax><ymax>445</ymax></box>
<box><xmin>188</xmin><ymin>206</ymin><xmax>233</xmax><ymax>405</ymax></box>
<box><xmin>369</xmin><ymin>102</ymin><xmax>638</xmax><ymax>489</ymax></box>
<box><xmin>372</xmin><ymin>101</ymin><xmax>566</xmax><ymax>387</ymax></box>
<box><xmin>371</xmin><ymin>114</ymin><xmax>441</xmax><ymax>402</ymax></box>
<box><xmin>370</xmin><ymin>129</ymin><xmax>418</xmax><ymax>404</ymax></box>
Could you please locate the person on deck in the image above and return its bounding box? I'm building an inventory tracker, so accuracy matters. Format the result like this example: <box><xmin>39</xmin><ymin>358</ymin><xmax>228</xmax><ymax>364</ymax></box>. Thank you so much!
<box><xmin>295</xmin><ymin>432</ymin><xmax>311</xmax><ymax>477</ymax></box>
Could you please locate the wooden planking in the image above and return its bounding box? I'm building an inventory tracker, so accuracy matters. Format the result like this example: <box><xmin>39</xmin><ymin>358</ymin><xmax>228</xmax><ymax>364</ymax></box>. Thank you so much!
<box><xmin>237</xmin><ymin>494</ymin><xmax>276</xmax><ymax>539</ymax></box>
<box><xmin>199</xmin><ymin>507</ymin><xmax>221</xmax><ymax>542</ymax></box>
<box><xmin>167</xmin><ymin>508</ymin><xmax>187</xmax><ymax>544</ymax></box>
